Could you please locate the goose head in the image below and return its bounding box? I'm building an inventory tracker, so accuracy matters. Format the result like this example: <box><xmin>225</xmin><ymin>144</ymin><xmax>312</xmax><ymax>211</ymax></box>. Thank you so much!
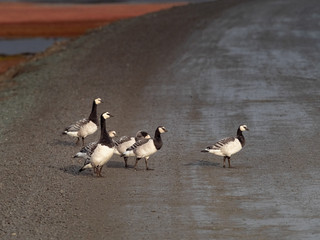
<box><xmin>239</xmin><ymin>124</ymin><xmax>249</xmax><ymax>132</ymax></box>
<box><xmin>108</xmin><ymin>130</ymin><xmax>117</xmax><ymax>138</ymax></box>
<box><xmin>95</xmin><ymin>98</ymin><xmax>103</xmax><ymax>105</ymax></box>
<box><xmin>102</xmin><ymin>112</ymin><xmax>114</xmax><ymax>119</ymax></box>
<box><xmin>158</xmin><ymin>126</ymin><xmax>168</xmax><ymax>134</ymax></box>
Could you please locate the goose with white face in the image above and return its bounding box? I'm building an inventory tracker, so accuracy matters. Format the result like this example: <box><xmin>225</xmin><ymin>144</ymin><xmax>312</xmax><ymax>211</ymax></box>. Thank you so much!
<box><xmin>239</xmin><ymin>125</ymin><xmax>249</xmax><ymax>132</ymax></box>
<box><xmin>201</xmin><ymin>124</ymin><xmax>249</xmax><ymax>168</ymax></box>
<box><xmin>79</xmin><ymin>112</ymin><xmax>115</xmax><ymax>177</ymax></box>
<box><xmin>158</xmin><ymin>126</ymin><xmax>168</xmax><ymax>134</ymax></box>
<box><xmin>63</xmin><ymin>98</ymin><xmax>103</xmax><ymax>146</ymax></box>
<box><xmin>102</xmin><ymin>112</ymin><xmax>113</xmax><ymax>119</ymax></box>
<box><xmin>94</xmin><ymin>98</ymin><xmax>102</xmax><ymax>105</ymax></box>
<box><xmin>73</xmin><ymin>130</ymin><xmax>117</xmax><ymax>160</ymax></box>
<box><xmin>108</xmin><ymin>130</ymin><xmax>117</xmax><ymax>138</ymax></box>
<box><xmin>113</xmin><ymin>130</ymin><xmax>151</xmax><ymax>168</ymax></box>
<box><xmin>121</xmin><ymin>126</ymin><xmax>168</xmax><ymax>170</ymax></box>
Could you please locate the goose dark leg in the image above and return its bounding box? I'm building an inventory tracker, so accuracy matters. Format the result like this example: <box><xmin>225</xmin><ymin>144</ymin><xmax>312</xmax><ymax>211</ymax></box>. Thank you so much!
<box><xmin>100</xmin><ymin>166</ymin><xmax>104</xmax><ymax>177</ymax></box>
<box><xmin>82</xmin><ymin>137</ymin><xmax>85</xmax><ymax>146</ymax></box>
<box><xmin>97</xmin><ymin>166</ymin><xmax>103</xmax><ymax>177</ymax></box>
<box><xmin>134</xmin><ymin>158</ymin><xmax>141</xmax><ymax>170</ymax></box>
<box><xmin>145</xmin><ymin>157</ymin><xmax>153</xmax><ymax>170</ymax></box>
<box><xmin>123</xmin><ymin>157</ymin><xmax>128</xmax><ymax>168</ymax></box>
<box><xmin>227</xmin><ymin>157</ymin><xmax>232</xmax><ymax>168</ymax></box>
<box><xmin>76</xmin><ymin>137</ymin><xmax>80</xmax><ymax>145</ymax></box>
<box><xmin>93</xmin><ymin>166</ymin><xmax>97</xmax><ymax>174</ymax></box>
<box><xmin>223</xmin><ymin>156</ymin><xmax>226</xmax><ymax>168</ymax></box>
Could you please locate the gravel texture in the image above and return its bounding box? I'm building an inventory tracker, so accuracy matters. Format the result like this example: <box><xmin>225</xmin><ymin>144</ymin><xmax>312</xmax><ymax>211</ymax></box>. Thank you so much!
<box><xmin>0</xmin><ymin>0</ymin><xmax>320</xmax><ymax>239</ymax></box>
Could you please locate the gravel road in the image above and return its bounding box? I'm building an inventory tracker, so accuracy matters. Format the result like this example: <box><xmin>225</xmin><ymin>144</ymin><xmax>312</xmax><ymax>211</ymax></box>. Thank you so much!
<box><xmin>1</xmin><ymin>0</ymin><xmax>320</xmax><ymax>239</ymax></box>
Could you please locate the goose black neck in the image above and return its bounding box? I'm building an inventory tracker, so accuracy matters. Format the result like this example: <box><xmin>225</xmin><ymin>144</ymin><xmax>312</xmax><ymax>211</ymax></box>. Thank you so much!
<box><xmin>99</xmin><ymin>115</ymin><xmax>113</xmax><ymax>147</ymax></box>
<box><xmin>88</xmin><ymin>101</ymin><xmax>98</xmax><ymax>125</ymax></box>
<box><xmin>154</xmin><ymin>128</ymin><xmax>163</xmax><ymax>150</ymax></box>
<box><xmin>237</xmin><ymin>127</ymin><xmax>245</xmax><ymax>147</ymax></box>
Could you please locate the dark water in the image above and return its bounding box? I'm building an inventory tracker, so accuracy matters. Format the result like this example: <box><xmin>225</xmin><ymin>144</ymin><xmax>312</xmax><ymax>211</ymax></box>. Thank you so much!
<box><xmin>0</xmin><ymin>38</ymin><xmax>65</xmax><ymax>55</ymax></box>
<box><xmin>0</xmin><ymin>0</ymin><xmax>212</xmax><ymax>55</ymax></box>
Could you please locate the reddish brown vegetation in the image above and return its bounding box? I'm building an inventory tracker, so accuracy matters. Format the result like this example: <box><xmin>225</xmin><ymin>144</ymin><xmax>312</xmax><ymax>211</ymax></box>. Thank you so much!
<box><xmin>0</xmin><ymin>3</ymin><xmax>186</xmax><ymax>38</ymax></box>
<box><xmin>0</xmin><ymin>2</ymin><xmax>186</xmax><ymax>74</ymax></box>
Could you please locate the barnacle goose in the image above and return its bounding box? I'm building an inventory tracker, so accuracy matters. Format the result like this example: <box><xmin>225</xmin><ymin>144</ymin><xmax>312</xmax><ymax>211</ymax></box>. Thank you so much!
<box><xmin>113</xmin><ymin>130</ymin><xmax>151</xmax><ymax>168</ymax></box>
<box><xmin>201</xmin><ymin>124</ymin><xmax>249</xmax><ymax>168</ymax></box>
<box><xmin>79</xmin><ymin>112</ymin><xmax>115</xmax><ymax>177</ymax></box>
<box><xmin>121</xmin><ymin>126</ymin><xmax>168</xmax><ymax>170</ymax></box>
<box><xmin>73</xmin><ymin>130</ymin><xmax>117</xmax><ymax>160</ymax></box>
<box><xmin>63</xmin><ymin>98</ymin><xmax>102</xmax><ymax>146</ymax></box>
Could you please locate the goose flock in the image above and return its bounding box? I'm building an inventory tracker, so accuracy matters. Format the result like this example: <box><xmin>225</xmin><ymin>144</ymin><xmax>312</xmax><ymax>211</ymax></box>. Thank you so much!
<box><xmin>64</xmin><ymin>98</ymin><xmax>168</xmax><ymax>176</ymax></box>
<box><xmin>64</xmin><ymin>98</ymin><xmax>249</xmax><ymax>177</ymax></box>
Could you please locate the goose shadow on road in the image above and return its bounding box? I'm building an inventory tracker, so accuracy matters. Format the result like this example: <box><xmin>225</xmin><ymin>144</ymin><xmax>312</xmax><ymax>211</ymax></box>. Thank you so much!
<box><xmin>59</xmin><ymin>160</ymin><xmax>129</xmax><ymax>176</ymax></box>
<box><xmin>184</xmin><ymin>160</ymin><xmax>221</xmax><ymax>168</ymax></box>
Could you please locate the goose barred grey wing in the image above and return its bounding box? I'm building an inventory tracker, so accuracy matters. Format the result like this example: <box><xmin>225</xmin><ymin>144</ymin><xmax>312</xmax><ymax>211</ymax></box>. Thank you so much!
<box><xmin>114</xmin><ymin>136</ymin><xmax>132</xmax><ymax>146</ymax></box>
<box><xmin>81</xmin><ymin>141</ymin><xmax>98</xmax><ymax>157</ymax></box>
<box><xmin>73</xmin><ymin>141</ymin><xmax>98</xmax><ymax>159</ymax></box>
<box><xmin>125</xmin><ymin>138</ymin><xmax>150</xmax><ymax>151</ymax></box>
<box><xmin>212</xmin><ymin>137</ymin><xmax>235</xmax><ymax>149</ymax></box>
<box><xmin>65</xmin><ymin>118</ymin><xmax>89</xmax><ymax>132</ymax></box>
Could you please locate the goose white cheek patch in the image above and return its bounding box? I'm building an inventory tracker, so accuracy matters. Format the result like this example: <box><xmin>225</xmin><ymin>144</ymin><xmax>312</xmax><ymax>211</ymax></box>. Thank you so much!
<box><xmin>95</xmin><ymin>98</ymin><xmax>102</xmax><ymax>104</ymax></box>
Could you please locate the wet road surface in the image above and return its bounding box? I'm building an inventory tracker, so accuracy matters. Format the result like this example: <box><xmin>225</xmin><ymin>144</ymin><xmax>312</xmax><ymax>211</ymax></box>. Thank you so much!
<box><xmin>0</xmin><ymin>0</ymin><xmax>320</xmax><ymax>239</ymax></box>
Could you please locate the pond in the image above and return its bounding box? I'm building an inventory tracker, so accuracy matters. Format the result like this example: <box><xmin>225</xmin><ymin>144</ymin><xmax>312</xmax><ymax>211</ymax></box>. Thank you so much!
<box><xmin>0</xmin><ymin>37</ymin><xmax>66</xmax><ymax>55</ymax></box>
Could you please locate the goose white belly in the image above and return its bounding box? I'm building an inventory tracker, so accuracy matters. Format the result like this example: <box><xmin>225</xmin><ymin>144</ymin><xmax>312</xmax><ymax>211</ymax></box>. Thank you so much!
<box><xmin>134</xmin><ymin>140</ymin><xmax>157</xmax><ymax>158</ymax></box>
<box><xmin>114</xmin><ymin>138</ymin><xmax>135</xmax><ymax>156</ymax></box>
<box><xmin>66</xmin><ymin>131</ymin><xmax>79</xmax><ymax>138</ymax></box>
<box><xmin>211</xmin><ymin>139</ymin><xmax>242</xmax><ymax>157</ymax></box>
<box><xmin>91</xmin><ymin>144</ymin><xmax>114</xmax><ymax>167</ymax></box>
<box><xmin>78</xmin><ymin>121</ymin><xmax>97</xmax><ymax>138</ymax></box>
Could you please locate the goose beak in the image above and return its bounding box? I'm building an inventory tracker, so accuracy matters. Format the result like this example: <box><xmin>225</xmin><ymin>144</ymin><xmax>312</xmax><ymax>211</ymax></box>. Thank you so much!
<box><xmin>246</xmin><ymin>127</ymin><xmax>250</xmax><ymax>131</ymax></box>
<box><xmin>109</xmin><ymin>114</ymin><xmax>114</xmax><ymax>118</ymax></box>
